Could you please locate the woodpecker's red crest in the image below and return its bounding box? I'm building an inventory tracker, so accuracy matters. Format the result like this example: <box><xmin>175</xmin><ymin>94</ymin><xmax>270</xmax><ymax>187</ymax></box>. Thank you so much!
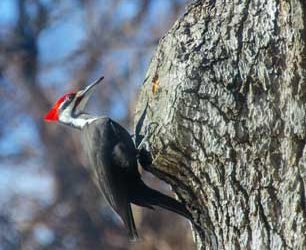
<box><xmin>44</xmin><ymin>92</ymin><xmax>75</xmax><ymax>122</ymax></box>
<box><xmin>44</xmin><ymin>75</ymin><xmax>104</xmax><ymax>125</ymax></box>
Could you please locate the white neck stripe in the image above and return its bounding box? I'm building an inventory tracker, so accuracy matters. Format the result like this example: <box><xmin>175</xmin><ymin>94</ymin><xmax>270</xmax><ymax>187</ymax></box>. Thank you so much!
<box><xmin>59</xmin><ymin>112</ymin><xmax>98</xmax><ymax>129</ymax></box>
<box><xmin>70</xmin><ymin>116</ymin><xmax>98</xmax><ymax>129</ymax></box>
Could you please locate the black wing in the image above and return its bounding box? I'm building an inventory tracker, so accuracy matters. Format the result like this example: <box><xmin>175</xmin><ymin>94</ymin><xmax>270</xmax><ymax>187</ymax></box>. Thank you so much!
<box><xmin>81</xmin><ymin>118</ymin><xmax>139</xmax><ymax>240</ymax></box>
<box><xmin>108</xmin><ymin>119</ymin><xmax>140</xmax><ymax>178</ymax></box>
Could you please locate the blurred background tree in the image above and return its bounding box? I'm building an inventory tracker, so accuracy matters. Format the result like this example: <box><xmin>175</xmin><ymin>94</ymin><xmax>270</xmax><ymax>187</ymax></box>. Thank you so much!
<box><xmin>0</xmin><ymin>0</ymin><xmax>195</xmax><ymax>249</ymax></box>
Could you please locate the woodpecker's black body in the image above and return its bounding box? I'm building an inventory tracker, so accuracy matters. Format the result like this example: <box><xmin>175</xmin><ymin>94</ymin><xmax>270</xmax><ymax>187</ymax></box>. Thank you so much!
<box><xmin>82</xmin><ymin>118</ymin><xmax>139</xmax><ymax>239</ymax></box>
<box><xmin>44</xmin><ymin>76</ymin><xmax>191</xmax><ymax>240</ymax></box>
<box><xmin>82</xmin><ymin>117</ymin><xmax>190</xmax><ymax>240</ymax></box>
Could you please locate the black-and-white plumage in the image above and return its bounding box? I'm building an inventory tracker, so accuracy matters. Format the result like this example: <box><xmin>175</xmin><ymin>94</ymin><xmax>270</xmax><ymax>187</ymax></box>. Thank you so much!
<box><xmin>44</xmin><ymin>76</ymin><xmax>191</xmax><ymax>240</ymax></box>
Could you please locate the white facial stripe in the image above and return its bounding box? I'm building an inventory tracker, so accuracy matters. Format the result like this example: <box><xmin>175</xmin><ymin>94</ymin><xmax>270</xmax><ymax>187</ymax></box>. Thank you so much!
<box><xmin>58</xmin><ymin>101</ymin><xmax>65</xmax><ymax>110</ymax></box>
<box><xmin>59</xmin><ymin>109</ymin><xmax>98</xmax><ymax>129</ymax></box>
<box><xmin>70</xmin><ymin>116</ymin><xmax>98</xmax><ymax>129</ymax></box>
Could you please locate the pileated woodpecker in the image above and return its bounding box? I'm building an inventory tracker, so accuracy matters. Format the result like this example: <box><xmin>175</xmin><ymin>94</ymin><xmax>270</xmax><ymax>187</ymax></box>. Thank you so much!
<box><xmin>44</xmin><ymin>76</ymin><xmax>191</xmax><ymax>240</ymax></box>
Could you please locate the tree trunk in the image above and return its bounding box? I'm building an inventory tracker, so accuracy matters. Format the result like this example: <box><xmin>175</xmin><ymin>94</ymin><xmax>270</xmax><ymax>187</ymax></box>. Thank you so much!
<box><xmin>135</xmin><ymin>0</ymin><xmax>306</xmax><ymax>249</ymax></box>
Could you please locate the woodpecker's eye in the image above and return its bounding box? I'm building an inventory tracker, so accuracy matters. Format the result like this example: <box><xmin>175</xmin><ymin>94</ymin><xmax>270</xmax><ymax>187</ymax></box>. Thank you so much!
<box><xmin>58</xmin><ymin>93</ymin><xmax>75</xmax><ymax>111</ymax></box>
<box><xmin>66</xmin><ymin>94</ymin><xmax>75</xmax><ymax>101</ymax></box>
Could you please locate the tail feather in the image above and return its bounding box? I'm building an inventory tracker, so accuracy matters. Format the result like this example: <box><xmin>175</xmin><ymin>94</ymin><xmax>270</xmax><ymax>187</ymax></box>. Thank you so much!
<box><xmin>122</xmin><ymin>204</ymin><xmax>138</xmax><ymax>241</ymax></box>
<box><xmin>130</xmin><ymin>183</ymin><xmax>191</xmax><ymax>220</ymax></box>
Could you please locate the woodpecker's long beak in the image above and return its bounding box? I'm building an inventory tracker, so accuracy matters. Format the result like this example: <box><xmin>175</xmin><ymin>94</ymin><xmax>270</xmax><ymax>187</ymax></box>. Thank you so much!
<box><xmin>77</xmin><ymin>76</ymin><xmax>104</xmax><ymax>97</ymax></box>
<box><xmin>74</xmin><ymin>75</ymin><xmax>104</xmax><ymax>114</ymax></box>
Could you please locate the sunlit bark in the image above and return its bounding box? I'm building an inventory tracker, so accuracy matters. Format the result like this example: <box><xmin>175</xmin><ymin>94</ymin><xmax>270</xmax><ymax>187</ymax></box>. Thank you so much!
<box><xmin>137</xmin><ymin>0</ymin><xmax>306</xmax><ymax>249</ymax></box>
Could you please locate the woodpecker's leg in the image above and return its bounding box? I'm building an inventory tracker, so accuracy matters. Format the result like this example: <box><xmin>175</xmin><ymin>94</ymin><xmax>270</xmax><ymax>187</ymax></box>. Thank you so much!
<box><xmin>137</xmin><ymin>147</ymin><xmax>153</xmax><ymax>171</ymax></box>
<box><xmin>136</xmin><ymin>122</ymin><xmax>158</xmax><ymax>170</ymax></box>
<box><xmin>134</xmin><ymin>102</ymin><xmax>149</xmax><ymax>148</ymax></box>
<box><xmin>137</xmin><ymin>122</ymin><xmax>158</xmax><ymax>151</ymax></box>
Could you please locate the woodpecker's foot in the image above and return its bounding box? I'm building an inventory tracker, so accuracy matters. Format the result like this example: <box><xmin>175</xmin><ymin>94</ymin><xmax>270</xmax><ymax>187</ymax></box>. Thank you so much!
<box><xmin>137</xmin><ymin>122</ymin><xmax>158</xmax><ymax>151</ymax></box>
<box><xmin>131</xmin><ymin>134</ymin><xmax>139</xmax><ymax>145</ymax></box>
<box><xmin>137</xmin><ymin>147</ymin><xmax>153</xmax><ymax>171</ymax></box>
<box><xmin>136</xmin><ymin>122</ymin><xmax>158</xmax><ymax>170</ymax></box>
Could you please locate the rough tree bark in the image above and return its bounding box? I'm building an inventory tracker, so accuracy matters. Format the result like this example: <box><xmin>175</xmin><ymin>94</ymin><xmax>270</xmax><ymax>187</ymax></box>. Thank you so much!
<box><xmin>136</xmin><ymin>0</ymin><xmax>306</xmax><ymax>249</ymax></box>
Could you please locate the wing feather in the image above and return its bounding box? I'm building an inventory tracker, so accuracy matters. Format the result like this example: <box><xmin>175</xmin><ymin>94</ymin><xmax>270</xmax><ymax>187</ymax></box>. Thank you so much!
<box><xmin>81</xmin><ymin>118</ymin><xmax>139</xmax><ymax>239</ymax></box>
